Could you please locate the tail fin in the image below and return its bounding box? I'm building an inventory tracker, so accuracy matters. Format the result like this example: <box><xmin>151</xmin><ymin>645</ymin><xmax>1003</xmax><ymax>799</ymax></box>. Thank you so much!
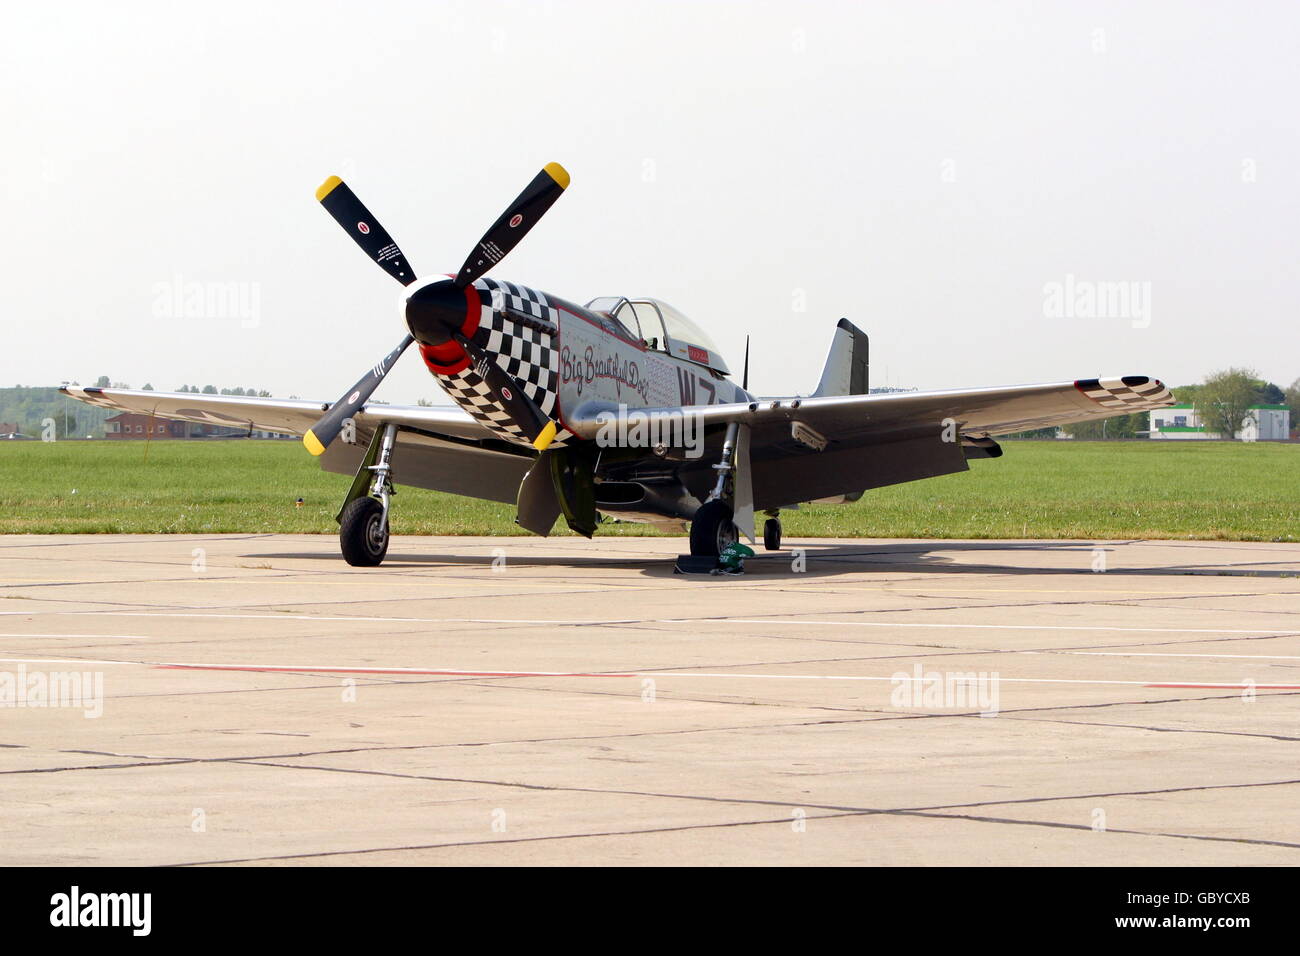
<box><xmin>812</xmin><ymin>318</ymin><xmax>869</xmax><ymax>397</ymax></box>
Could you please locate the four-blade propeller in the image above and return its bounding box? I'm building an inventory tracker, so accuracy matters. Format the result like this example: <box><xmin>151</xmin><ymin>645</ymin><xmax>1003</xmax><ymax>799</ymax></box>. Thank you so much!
<box><xmin>304</xmin><ymin>163</ymin><xmax>569</xmax><ymax>458</ymax></box>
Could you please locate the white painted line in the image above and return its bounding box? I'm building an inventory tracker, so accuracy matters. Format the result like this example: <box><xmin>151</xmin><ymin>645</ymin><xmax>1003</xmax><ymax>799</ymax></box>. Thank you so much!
<box><xmin>0</xmin><ymin>633</ymin><xmax>149</xmax><ymax>640</ymax></box>
<box><xmin>0</xmin><ymin>657</ymin><xmax>136</xmax><ymax>666</ymax></box>
<box><xmin>2</xmin><ymin>611</ymin><xmax>1293</xmax><ymax>636</ymax></box>
<box><xmin>1067</xmin><ymin>650</ymin><xmax>1300</xmax><ymax>661</ymax></box>
<box><xmin>3</xmin><ymin>611</ymin><xmax>646</xmax><ymax>626</ymax></box>
<box><xmin>672</xmin><ymin>619</ymin><xmax>1296</xmax><ymax>636</ymax></box>
<box><xmin>1</xmin><ymin>656</ymin><xmax>1293</xmax><ymax>690</ymax></box>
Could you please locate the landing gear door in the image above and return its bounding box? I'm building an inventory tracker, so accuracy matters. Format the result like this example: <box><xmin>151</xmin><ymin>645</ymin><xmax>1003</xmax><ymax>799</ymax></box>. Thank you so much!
<box><xmin>733</xmin><ymin>423</ymin><xmax>755</xmax><ymax>544</ymax></box>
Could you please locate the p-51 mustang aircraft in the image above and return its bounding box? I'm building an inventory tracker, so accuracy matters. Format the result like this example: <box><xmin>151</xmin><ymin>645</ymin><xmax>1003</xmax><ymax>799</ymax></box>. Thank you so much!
<box><xmin>64</xmin><ymin>163</ymin><xmax>1176</xmax><ymax>566</ymax></box>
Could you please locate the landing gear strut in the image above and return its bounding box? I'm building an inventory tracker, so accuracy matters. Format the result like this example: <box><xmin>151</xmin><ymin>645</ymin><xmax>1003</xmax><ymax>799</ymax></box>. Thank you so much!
<box><xmin>339</xmin><ymin>423</ymin><xmax>398</xmax><ymax>567</ymax></box>
<box><xmin>689</xmin><ymin>422</ymin><xmax>742</xmax><ymax>557</ymax></box>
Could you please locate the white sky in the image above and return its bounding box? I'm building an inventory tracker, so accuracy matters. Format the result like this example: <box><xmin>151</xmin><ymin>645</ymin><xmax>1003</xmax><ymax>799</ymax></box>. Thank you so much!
<box><xmin>3</xmin><ymin>0</ymin><xmax>1297</xmax><ymax>404</ymax></box>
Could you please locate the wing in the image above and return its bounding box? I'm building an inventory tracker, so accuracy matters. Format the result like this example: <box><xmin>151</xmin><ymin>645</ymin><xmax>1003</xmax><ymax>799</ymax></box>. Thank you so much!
<box><xmin>61</xmin><ymin>385</ymin><xmax>530</xmax><ymax>503</ymax></box>
<box><xmin>565</xmin><ymin>375</ymin><xmax>1174</xmax><ymax>510</ymax></box>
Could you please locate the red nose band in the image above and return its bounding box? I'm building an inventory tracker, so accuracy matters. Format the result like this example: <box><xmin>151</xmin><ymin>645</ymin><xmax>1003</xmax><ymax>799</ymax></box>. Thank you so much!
<box><xmin>420</xmin><ymin>341</ymin><xmax>470</xmax><ymax>375</ymax></box>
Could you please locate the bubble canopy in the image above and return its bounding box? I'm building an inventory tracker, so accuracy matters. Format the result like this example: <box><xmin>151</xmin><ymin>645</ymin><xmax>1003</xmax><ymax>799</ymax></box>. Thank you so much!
<box><xmin>585</xmin><ymin>296</ymin><xmax>730</xmax><ymax>375</ymax></box>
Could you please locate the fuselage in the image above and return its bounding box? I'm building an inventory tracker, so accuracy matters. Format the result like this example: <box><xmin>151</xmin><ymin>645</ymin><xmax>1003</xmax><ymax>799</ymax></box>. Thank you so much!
<box><xmin>409</xmin><ymin>276</ymin><xmax>752</xmax><ymax>447</ymax></box>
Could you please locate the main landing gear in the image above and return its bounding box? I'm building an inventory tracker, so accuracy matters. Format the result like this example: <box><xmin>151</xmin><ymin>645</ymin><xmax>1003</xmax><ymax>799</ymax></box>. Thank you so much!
<box><xmin>689</xmin><ymin>422</ymin><xmax>744</xmax><ymax>558</ymax></box>
<box><xmin>339</xmin><ymin>423</ymin><xmax>398</xmax><ymax>567</ymax></box>
<box><xmin>687</xmin><ymin>422</ymin><xmax>779</xmax><ymax>560</ymax></box>
<box><xmin>340</xmin><ymin>497</ymin><xmax>388</xmax><ymax>566</ymax></box>
<box><xmin>690</xmin><ymin>499</ymin><xmax>739</xmax><ymax>556</ymax></box>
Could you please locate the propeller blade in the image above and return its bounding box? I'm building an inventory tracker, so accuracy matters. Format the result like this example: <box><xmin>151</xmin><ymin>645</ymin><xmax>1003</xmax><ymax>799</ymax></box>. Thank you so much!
<box><xmin>458</xmin><ymin>334</ymin><xmax>557</xmax><ymax>449</ymax></box>
<box><xmin>316</xmin><ymin>176</ymin><xmax>417</xmax><ymax>285</ymax></box>
<box><xmin>303</xmin><ymin>334</ymin><xmax>414</xmax><ymax>456</ymax></box>
<box><xmin>455</xmin><ymin>162</ymin><xmax>570</xmax><ymax>288</ymax></box>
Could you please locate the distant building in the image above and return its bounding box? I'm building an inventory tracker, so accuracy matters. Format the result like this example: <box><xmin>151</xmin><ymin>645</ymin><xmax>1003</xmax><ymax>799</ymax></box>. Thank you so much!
<box><xmin>1150</xmin><ymin>404</ymin><xmax>1291</xmax><ymax>441</ymax></box>
<box><xmin>0</xmin><ymin>422</ymin><xmax>19</xmax><ymax>436</ymax></box>
<box><xmin>102</xmin><ymin>412</ymin><xmax>277</xmax><ymax>439</ymax></box>
<box><xmin>106</xmin><ymin>413</ymin><xmax>219</xmax><ymax>439</ymax></box>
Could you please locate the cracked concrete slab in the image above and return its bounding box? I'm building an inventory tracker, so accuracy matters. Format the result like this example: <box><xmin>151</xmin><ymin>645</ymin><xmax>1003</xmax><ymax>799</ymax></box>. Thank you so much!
<box><xmin>1</xmin><ymin>534</ymin><xmax>1298</xmax><ymax>865</ymax></box>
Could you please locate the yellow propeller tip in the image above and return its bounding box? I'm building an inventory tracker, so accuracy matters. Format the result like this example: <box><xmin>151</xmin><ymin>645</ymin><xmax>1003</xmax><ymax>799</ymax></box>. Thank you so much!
<box><xmin>303</xmin><ymin>430</ymin><xmax>326</xmax><ymax>456</ymax></box>
<box><xmin>532</xmin><ymin>420</ymin><xmax>558</xmax><ymax>451</ymax></box>
<box><xmin>315</xmin><ymin>175</ymin><xmax>343</xmax><ymax>202</ymax></box>
<box><xmin>543</xmin><ymin>162</ymin><xmax>570</xmax><ymax>190</ymax></box>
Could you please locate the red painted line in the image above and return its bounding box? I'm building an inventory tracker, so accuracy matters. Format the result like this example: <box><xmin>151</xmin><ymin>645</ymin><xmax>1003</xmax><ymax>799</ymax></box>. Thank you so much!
<box><xmin>155</xmin><ymin>663</ymin><xmax>635</xmax><ymax>678</ymax></box>
<box><xmin>1145</xmin><ymin>683</ymin><xmax>1300</xmax><ymax>690</ymax></box>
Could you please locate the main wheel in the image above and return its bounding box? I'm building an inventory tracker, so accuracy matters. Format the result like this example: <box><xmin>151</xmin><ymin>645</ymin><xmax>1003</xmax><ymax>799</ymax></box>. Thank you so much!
<box><xmin>339</xmin><ymin>497</ymin><xmax>389</xmax><ymax>567</ymax></box>
<box><xmin>690</xmin><ymin>499</ymin><xmax>739</xmax><ymax>557</ymax></box>
<box><xmin>763</xmin><ymin>517</ymin><xmax>782</xmax><ymax>551</ymax></box>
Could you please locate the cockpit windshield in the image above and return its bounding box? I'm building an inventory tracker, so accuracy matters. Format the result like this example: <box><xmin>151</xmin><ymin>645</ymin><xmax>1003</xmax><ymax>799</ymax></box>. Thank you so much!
<box><xmin>651</xmin><ymin>300</ymin><xmax>723</xmax><ymax>356</ymax></box>
<box><xmin>584</xmin><ymin>296</ymin><xmax>730</xmax><ymax>374</ymax></box>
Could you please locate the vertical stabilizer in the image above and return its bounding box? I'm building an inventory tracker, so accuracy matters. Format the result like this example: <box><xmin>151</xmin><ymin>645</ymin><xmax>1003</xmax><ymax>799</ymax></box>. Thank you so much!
<box><xmin>812</xmin><ymin>318</ymin><xmax>869</xmax><ymax>397</ymax></box>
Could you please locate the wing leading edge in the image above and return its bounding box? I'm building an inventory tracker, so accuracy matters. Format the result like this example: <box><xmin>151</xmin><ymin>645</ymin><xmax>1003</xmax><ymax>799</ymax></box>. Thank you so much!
<box><xmin>59</xmin><ymin>385</ymin><xmax>496</xmax><ymax>442</ymax></box>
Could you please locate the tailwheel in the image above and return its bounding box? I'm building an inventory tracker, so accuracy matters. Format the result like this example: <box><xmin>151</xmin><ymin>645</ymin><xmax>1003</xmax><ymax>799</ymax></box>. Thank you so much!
<box><xmin>763</xmin><ymin>517</ymin><xmax>782</xmax><ymax>551</ymax></box>
<box><xmin>340</xmin><ymin>496</ymin><xmax>389</xmax><ymax>567</ymax></box>
<box><xmin>690</xmin><ymin>499</ymin><xmax>739</xmax><ymax>557</ymax></box>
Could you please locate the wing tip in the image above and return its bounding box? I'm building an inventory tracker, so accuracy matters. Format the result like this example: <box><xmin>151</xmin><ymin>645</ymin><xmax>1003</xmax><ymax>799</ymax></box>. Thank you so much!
<box><xmin>1074</xmin><ymin>375</ymin><xmax>1175</xmax><ymax>408</ymax></box>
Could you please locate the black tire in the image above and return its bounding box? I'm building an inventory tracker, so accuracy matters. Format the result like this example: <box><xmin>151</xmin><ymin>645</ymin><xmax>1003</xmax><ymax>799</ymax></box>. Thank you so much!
<box><xmin>763</xmin><ymin>517</ymin><xmax>782</xmax><ymax>551</ymax></box>
<box><xmin>690</xmin><ymin>499</ymin><xmax>738</xmax><ymax>557</ymax></box>
<box><xmin>339</xmin><ymin>497</ymin><xmax>389</xmax><ymax>567</ymax></box>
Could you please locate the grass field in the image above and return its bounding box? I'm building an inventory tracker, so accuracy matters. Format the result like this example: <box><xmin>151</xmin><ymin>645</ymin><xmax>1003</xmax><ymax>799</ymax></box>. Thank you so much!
<box><xmin>1</xmin><ymin>439</ymin><xmax>1297</xmax><ymax>540</ymax></box>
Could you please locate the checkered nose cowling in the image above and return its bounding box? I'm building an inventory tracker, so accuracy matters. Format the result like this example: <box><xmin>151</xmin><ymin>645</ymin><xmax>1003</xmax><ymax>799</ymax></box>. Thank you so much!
<box><xmin>436</xmin><ymin>278</ymin><xmax>572</xmax><ymax>447</ymax></box>
<box><xmin>1074</xmin><ymin>376</ymin><xmax>1175</xmax><ymax>410</ymax></box>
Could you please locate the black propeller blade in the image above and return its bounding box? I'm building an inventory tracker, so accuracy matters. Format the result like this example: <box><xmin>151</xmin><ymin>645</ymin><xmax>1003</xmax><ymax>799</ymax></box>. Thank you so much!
<box><xmin>457</xmin><ymin>333</ymin><xmax>558</xmax><ymax>450</ymax></box>
<box><xmin>455</xmin><ymin>163</ymin><xmax>569</xmax><ymax>288</ymax></box>
<box><xmin>303</xmin><ymin>334</ymin><xmax>414</xmax><ymax>456</ymax></box>
<box><xmin>441</xmin><ymin>162</ymin><xmax>570</xmax><ymax>448</ymax></box>
<box><xmin>316</xmin><ymin>176</ymin><xmax>417</xmax><ymax>285</ymax></box>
